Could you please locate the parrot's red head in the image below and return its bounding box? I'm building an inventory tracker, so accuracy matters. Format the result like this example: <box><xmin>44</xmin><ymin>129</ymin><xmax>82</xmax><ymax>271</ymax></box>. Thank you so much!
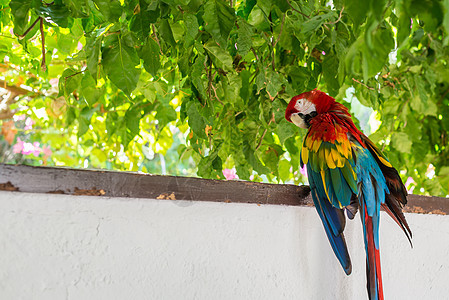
<box><xmin>285</xmin><ymin>89</ymin><xmax>335</xmax><ymax>128</ymax></box>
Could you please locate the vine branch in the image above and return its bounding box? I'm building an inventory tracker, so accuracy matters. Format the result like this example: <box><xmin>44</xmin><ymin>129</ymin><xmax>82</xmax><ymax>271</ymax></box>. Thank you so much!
<box><xmin>250</xmin><ymin>47</ymin><xmax>259</xmax><ymax>61</ymax></box>
<box><xmin>256</xmin><ymin>113</ymin><xmax>275</xmax><ymax>150</ymax></box>
<box><xmin>273</xmin><ymin>14</ymin><xmax>286</xmax><ymax>48</ymax></box>
<box><xmin>286</xmin><ymin>0</ymin><xmax>310</xmax><ymax>19</ymax></box>
<box><xmin>40</xmin><ymin>18</ymin><xmax>46</xmax><ymax>71</ymax></box>
<box><xmin>151</xmin><ymin>24</ymin><xmax>164</xmax><ymax>55</ymax></box>
<box><xmin>18</xmin><ymin>17</ymin><xmax>41</xmax><ymax>40</ymax></box>
<box><xmin>352</xmin><ymin>78</ymin><xmax>375</xmax><ymax>91</ymax></box>
<box><xmin>327</xmin><ymin>6</ymin><xmax>344</xmax><ymax>25</ymax></box>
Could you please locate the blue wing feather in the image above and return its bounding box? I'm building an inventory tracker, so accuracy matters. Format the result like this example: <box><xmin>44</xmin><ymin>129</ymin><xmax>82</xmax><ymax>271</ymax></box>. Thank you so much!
<box><xmin>354</xmin><ymin>145</ymin><xmax>390</xmax><ymax>247</ymax></box>
<box><xmin>307</xmin><ymin>165</ymin><xmax>352</xmax><ymax>275</ymax></box>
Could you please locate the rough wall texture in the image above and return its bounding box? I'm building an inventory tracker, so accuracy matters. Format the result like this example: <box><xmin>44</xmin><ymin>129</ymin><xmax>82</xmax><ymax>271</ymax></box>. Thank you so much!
<box><xmin>0</xmin><ymin>191</ymin><xmax>448</xmax><ymax>299</ymax></box>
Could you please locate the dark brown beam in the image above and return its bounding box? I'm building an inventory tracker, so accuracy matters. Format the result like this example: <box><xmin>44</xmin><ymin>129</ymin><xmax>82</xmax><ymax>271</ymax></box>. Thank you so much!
<box><xmin>0</xmin><ymin>164</ymin><xmax>447</xmax><ymax>215</ymax></box>
<box><xmin>0</xmin><ymin>164</ymin><xmax>312</xmax><ymax>206</ymax></box>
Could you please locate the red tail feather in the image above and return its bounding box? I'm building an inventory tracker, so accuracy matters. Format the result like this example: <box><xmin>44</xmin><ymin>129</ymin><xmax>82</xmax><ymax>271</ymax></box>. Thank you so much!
<box><xmin>375</xmin><ymin>248</ymin><xmax>384</xmax><ymax>300</ymax></box>
<box><xmin>364</xmin><ymin>207</ymin><xmax>384</xmax><ymax>300</ymax></box>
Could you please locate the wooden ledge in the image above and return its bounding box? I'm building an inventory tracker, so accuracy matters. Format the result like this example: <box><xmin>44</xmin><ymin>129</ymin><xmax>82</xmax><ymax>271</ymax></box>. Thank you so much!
<box><xmin>0</xmin><ymin>164</ymin><xmax>447</xmax><ymax>215</ymax></box>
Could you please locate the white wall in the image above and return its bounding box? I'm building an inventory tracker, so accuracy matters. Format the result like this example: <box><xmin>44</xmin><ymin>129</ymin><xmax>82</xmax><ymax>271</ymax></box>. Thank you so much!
<box><xmin>0</xmin><ymin>191</ymin><xmax>448</xmax><ymax>300</ymax></box>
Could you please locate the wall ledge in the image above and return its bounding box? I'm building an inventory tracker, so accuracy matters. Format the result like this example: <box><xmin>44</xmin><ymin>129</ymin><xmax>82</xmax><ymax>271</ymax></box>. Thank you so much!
<box><xmin>0</xmin><ymin>163</ymin><xmax>447</xmax><ymax>214</ymax></box>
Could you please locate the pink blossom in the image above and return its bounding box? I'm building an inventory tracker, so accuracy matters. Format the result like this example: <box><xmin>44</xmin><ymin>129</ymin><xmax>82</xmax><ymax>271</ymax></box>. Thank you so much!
<box><xmin>404</xmin><ymin>176</ymin><xmax>415</xmax><ymax>194</ymax></box>
<box><xmin>222</xmin><ymin>168</ymin><xmax>238</xmax><ymax>180</ymax></box>
<box><xmin>42</xmin><ymin>146</ymin><xmax>52</xmax><ymax>157</ymax></box>
<box><xmin>77</xmin><ymin>41</ymin><xmax>83</xmax><ymax>51</ymax></box>
<box><xmin>32</xmin><ymin>142</ymin><xmax>41</xmax><ymax>156</ymax></box>
<box><xmin>321</xmin><ymin>51</ymin><xmax>326</xmax><ymax>55</ymax></box>
<box><xmin>24</xmin><ymin>117</ymin><xmax>35</xmax><ymax>130</ymax></box>
<box><xmin>13</xmin><ymin>138</ymin><xmax>24</xmax><ymax>154</ymax></box>
<box><xmin>49</xmin><ymin>78</ymin><xmax>59</xmax><ymax>87</ymax></box>
<box><xmin>21</xmin><ymin>142</ymin><xmax>35</xmax><ymax>155</ymax></box>
<box><xmin>13</xmin><ymin>114</ymin><xmax>26</xmax><ymax>122</ymax></box>
<box><xmin>300</xmin><ymin>165</ymin><xmax>308</xmax><ymax>178</ymax></box>
<box><xmin>12</xmin><ymin>138</ymin><xmax>47</xmax><ymax>157</ymax></box>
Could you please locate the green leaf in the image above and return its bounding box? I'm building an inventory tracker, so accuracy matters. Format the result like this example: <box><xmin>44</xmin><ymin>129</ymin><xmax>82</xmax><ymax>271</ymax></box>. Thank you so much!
<box><xmin>278</xmin><ymin>158</ymin><xmax>291</xmax><ymax>183</ymax></box>
<box><xmin>139</xmin><ymin>38</ymin><xmax>161</xmax><ymax>77</ymax></box>
<box><xmin>272</xmin><ymin>98</ymin><xmax>286</xmax><ymax>123</ymax></box>
<box><xmin>287</xmin><ymin>66</ymin><xmax>311</xmax><ymax>93</ymax></box>
<box><xmin>102</xmin><ymin>35</ymin><xmax>141</xmax><ymax>95</ymax></box>
<box><xmin>203</xmin><ymin>41</ymin><xmax>233</xmax><ymax>72</ymax></box>
<box><xmin>265</xmin><ymin>69</ymin><xmax>284</xmax><ymax>100</ymax></box>
<box><xmin>58</xmin><ymin>68</ymin><xmax>82</xmax><ymax>97</ymax></box>
<box><xmin>158</xmin><ymin>19</ymin><xmax>176</xmax><ymax>48</ymax></box>
<box><xmin>92</xmin><ymin>0</ymin><xmax>122</xmax><ymax>22</ymax></box>
<box><xmin>80</xmin><ymin>73</ymin><xmax>103</xmax><ymax>106</ymax></box>
<box><xmin>361</xmin><ymin>25</ymin><xmax>394</xmax><ymax>80</ymax></box>
<box><xmin>301</xmin><ymin>12</ymin><xmax>333</xmax><ymax>35</ymax></box>
<box><xmin>239</xmin><ymin>69</ymin><xmax>251</xmax><ymax>103</ymax></box>
<box><xmin>397</xmin><ymin>12</ymin><xmax>411</xmax><ymax>46</ymax></box>
<box><xmin>322</xmin><ymin>53</ymin><xmax>340</xmax><ymax>96</ymax></box>
<box><xmin>9</xmin><ymin>0</ymin><xmax>33</xmax><ymax>36</ymax></box>
<box><xmin>248</xmin><ymin>6</ymin><xmax>269</xmax><ymax>31</ymax></box>
<box><xmin>276</xmin><ymin>118</ymin><xmax>297</xmax><ymax>145</ymax></box>
<box><xmin>437</xmin><ymin>166</ymin><xmax>449</xmax><ymax>192</ymax></box>
<box><xmin>184</xmin><ymin>13</ymin><xmax>199</xmax><ymax>47</ymax></box>
<box><xmin>236</xmin><ymin>18</ymin><xmax>253</xmax><ymax>56</ymax></box>
<box><xmin>222</xmin><ymin>73</ymin><xmax>242</xmax><ymax>103</ymax></box>
<box><xmin>187</xmin><ymin>101</ymin><xmax>207</xmax><ymax>139</ymax></box>
<box><xmin>155</xmin><ymin>101</ymin><xmax>177</xmax><ymax>129</ymax></box>
<box><xmin>78</xmin><ymin>106</ymin><xmax>95</xmax><ymax>137</ymax></box>
<box><xmin>256</xmin><ymin>0</ymin><xmax>271</xmax><ymax>16</ymax></box>
<box><xmin>36</xmin><ymin>2</ymin><xmax>72</xmax><ymax>28</ymax></box>
<box><xmin>125</xmin><ymin>106</ymin><xmax>142</xmax><ymax>142</ymax></box>
<box><xmin>204</xmin><ymin>0</ymin><xmax>236</xmax><ymax>48</ymax></box>
<box><xmin>56</xmin><ymin>32</ymin><xmax>77</xmax><ymax>54</ymax></box>
<box><xmin>408</xmin><ymin>0</ymin><xmax>443</xmax><ymax>32</ymax></box>
<box><xmin>391</xmin><ymin>132</ymin><xmax>412</xmax><ymax>153</ymax></box>
<box><xmin>197</xmin><ymin>148</ymin><xmax>223</xmax><ymax>179</ymax></box>
<box><xmin>62</xmin><ymin>0</ymin><xmax>89</xmax><ymax>18</ymax></box>
<box><xmin>85</xmin><ymin>33</ymin><xmax>102</xmax><ymax>82</ymax></box>
<box><xmin>243</xmin><ymin>141</ymin><xmax>270</xmax><ymax>174</ymax></box>
<box><xmin>344</xmin><ymin>0</ymin><xmax>369</xmax><ymax>27</ymax></box>
<box><xmin>66</xmin><ymin>106</ymin><xmax>77</xmax><ymax>126</ymax></box>
<box><xmin>129</xmin><ymin>0</ymin><xmax>155</xmax><ymax>39</ymax></box>
<box><xmin>190</xmin><ymin>53</ymin><xmax>208</xmax><ymax>101</ymax></box>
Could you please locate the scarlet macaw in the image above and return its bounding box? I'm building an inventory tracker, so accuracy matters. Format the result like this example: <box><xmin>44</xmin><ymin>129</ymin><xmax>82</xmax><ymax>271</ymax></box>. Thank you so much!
<box><xmin>285</xmin><ymin>89</ymin><xmax>412</xmax><ymax>300</ymax></box>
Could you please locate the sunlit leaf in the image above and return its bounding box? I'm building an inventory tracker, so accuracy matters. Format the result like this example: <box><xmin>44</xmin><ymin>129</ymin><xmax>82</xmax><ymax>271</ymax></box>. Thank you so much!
<box><xmin>138</xmin><ymin>38</ymin><xmax>161</xmax><ymax>77</ymax></box>
<box><xmin>102</xmin><ymin>35</ymin><xmax>141</xmax><ymax>95</ymax></box>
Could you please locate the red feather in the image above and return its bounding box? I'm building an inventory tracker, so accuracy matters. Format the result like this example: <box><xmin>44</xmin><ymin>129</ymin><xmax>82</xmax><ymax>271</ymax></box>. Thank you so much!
<box><xmin>364</xmin><ymin>206</ymin><xmax>384</xmax><ymax>300</ymax></box>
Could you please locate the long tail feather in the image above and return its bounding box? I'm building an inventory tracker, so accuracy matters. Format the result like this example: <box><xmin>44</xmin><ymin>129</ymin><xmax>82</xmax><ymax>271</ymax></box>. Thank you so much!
<box><xmin>382</xmin><ymin>197</ymin><xmax>412</xmax><ymax>246</ymax></box>
<box><xmin>363</xmin><ymin>204</ymin><xmax>384</xmax><ymax>300</ymax></box>
<box><xmin>362</xmin><ymin>135</ymin><xmax>412</xmax><ymax>245</ymax></box>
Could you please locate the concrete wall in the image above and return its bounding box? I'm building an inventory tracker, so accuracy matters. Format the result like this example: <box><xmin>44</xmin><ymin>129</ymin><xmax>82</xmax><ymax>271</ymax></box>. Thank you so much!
<box><xmin>0</xmin><ymin>191</ymin><xmax>448</xmax><ymax>300</ymax></box>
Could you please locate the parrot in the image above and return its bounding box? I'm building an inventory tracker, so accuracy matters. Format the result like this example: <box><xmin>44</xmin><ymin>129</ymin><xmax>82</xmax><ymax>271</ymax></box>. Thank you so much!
<box><xmin>285</xmin><ymin>89</ymin><xmax>412</xmax><ymax>300</ymax></box>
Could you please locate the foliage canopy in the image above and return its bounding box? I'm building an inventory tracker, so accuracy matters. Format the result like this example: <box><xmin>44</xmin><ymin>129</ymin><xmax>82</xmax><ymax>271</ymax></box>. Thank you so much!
<box><xmin>1</xmin><ymin>0</ymin><xmax>449</xmax><ymax>196</ymax></box>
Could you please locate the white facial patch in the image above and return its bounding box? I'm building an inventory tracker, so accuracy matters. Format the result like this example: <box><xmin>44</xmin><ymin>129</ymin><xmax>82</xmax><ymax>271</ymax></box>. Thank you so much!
<box><xmin>294</xmin><ymin>98</ymin><xmax>316</xmax><ymax>115</ymax></box>
<box><xmin>290</xmin><ymin>98</ymin><xmax>317</xmax><ymax>128</ymax></box>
